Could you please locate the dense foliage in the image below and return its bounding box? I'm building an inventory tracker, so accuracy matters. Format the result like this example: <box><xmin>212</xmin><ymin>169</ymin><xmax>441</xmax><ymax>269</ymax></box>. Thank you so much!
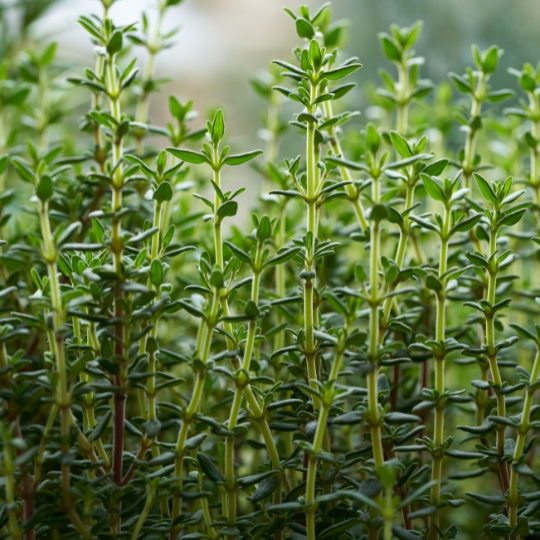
<box><xmin>0</xmin><ymin>1</ymin><xmax>539</xmax><ymax>539</ymax></box>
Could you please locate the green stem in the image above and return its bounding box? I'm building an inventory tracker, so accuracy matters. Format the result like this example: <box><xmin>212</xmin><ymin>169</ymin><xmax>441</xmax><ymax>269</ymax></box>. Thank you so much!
<box><xmin>3</xmin><ymin>442</ymin><xmax>22</xmax><ymax>540</ymax></box>
<box><xmin>485</xmin><ymin>228</ymin><xmax>510</xmax><ymax>492</ymax></box>
<box><xmin>396</xmin><ymin>60</ymin><xmax>409</xmax><ymax>134</ymax></box>
<box><xmin>509</xmin><ymin>349</ymin><xmax>540</xmax><ymax>535</ymax></box>
<box><xmin>170</xmin><ymin>290</ymin><xmax>219</xmax><ymax>538</ymax></box>
<box><xmin>225</xmin><ymin>242</ymin><xmax>263</xmax><ymax>535</ymax></box>
<box><xmin>323</xmin><ymin>101</ymin><xmax>368</xmax><ymax>229</ymax></box>
<box><xmin>463</xmin><ymin>72</ymin><xmax>486</xmax><ymax>191</ymax></box>
<box><xmin>305</xmin><ymin>348</ymin><xmax>344</xmax><ymax>540</ymax></box>
<box><xmin>428</xmin><ymin>204</ymin><xmax>450</xmax><ymax>540</ymax></box>
<box><xmin>135</xmin><ymin>5</ymin><xmax>164</xmax><ymax>154</ymax></box>
<box><xmin>381</xmin><ymin>183</ymin><xmax>414</xmax><ymax>327</ymax></box>
<box><xmin>304</xmin><ymin>79</ymin><xmax>320</xmax><ymax>409</ymax></box>
<box><xmin>368</xmin><ymin>170</ymin><xmax>384</xmax><ymax>470</ymax></box>
<box><xmin>130</xmin><ymin>484</ymin><xmax>156</xmax><ymax>540</ymax></box>
<box><xmin>38</xmin><ymin>202</ymin><xmax>83</xmax><ymax>529</ymax></box>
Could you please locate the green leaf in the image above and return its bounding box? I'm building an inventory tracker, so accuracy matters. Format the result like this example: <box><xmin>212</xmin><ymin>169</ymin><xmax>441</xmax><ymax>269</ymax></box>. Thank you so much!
<box><xmin>487</xmin><ymin>89</ymin><xmax>514</xmax><ymax>102</ymax></box>
<box><xmin>89</xmin><ymin>411</ymin><xmax>112</xmax><ymax>442</ymax></box>
<box><xmin>197</xmin><ymin>452</ymin><xmax>224</xmax><ymax>483</ymax></box>
<box><xmin>366</xmin><ymin>124</ymin><xmax>380</xmax><ymax>155</ymax></box>
<box><xmin>423</xmin><ymin>159</ymin><xmax>448</xmax><ymax>176</ymax></box>
<box><xmin>150</xmin><ymin>259</ymin><xmax>164</xmax><ymax>287</ymax></box>
<box><xmin>166</xmin><ymin>148</ymin><xmax>209</xmax><ymax>165</ymax></box>
<box><xmin>41</xmin><ymin>42</ymin><xmax>57</xmax><ymax>66</ymax></box>
<box><xmin>449</xmin><ymin>73</ymin><xmax>473</xmax><ymax>94</ymax></box>
<box><xmin>153</xmin><ymin>181</ymin><xmax>173</xmax><ymax>203</ymax></box>
<box><xmin>223</xmin><ymin>150</ymin><xmax>263</xmax><ymax>166</ymax></box>
<box><xmin>473</xmin><ymin>173</ymin><xmax>497</xmax><ymax>204</ymax></box>
<box><xmin>245</xmin><ymin>300</ymin><xmax>260</xmax><ymax>319</ymax></box>
<box><xmin>124</xmin><ymin>154</ymin><xmax>154</xmax><ymax>174</ymax></box>
<box><xmin>224</xmin><ymin>241</ymin><xmax>251</xmax><ymax>264</ymax></box>
<box><xmin>313</xmin><ymin>93</ymin><xmax>335</xmax><ymax>104</ymax></box>
<box><xmin>370</xmin><ymin>204</ymin><xmax>387</xmax><ymax>222</ymax></box>
<box><xmin>450</xmin><ymin>213</ymin><xmax>482</xmax><ymax>234</ymax></box>
<box><xmin>331</xmin><ymin>83</ymin><xmax>356</xmax><ymax>99</ymax></box>
<box><xmin>309</xmin><ymin>39</ymin><xmax>322</xmax><ymax>69</ymax></box>
<box><xmin>509</xmin><ymin>323</ymin><xmax>537</xmax><ymax>341</ymax></box>
<box><xmin>323</xmin><ymin>63</ymin><xmax>362</xmax><ymax>81</ymax></box>
<box><xmin>520</xmin><ymin>73</ymin><xmax>536</xmax><ymax>92</ymax></box>
<box><xmin>212</xmin><ymin>109</ymin><xmax>225</xmax><ymax>143</ymax></box>
<box><xmin>210</xmin><ymin>269</ymin><xmax>224</xmax><ymax>289</ymax></box>
<box><xmin>390</xmin><ymin>131</ymin><xmax>413</xmax><ymax>157</ymax></box>
<box><xmin>92</xmin><ymin>218</ymin><xmax>105</xmax><ymax>243</ymax></box>
<box><xmin>257</xmin><ymin>215</ymin><xmax>272</xmax><ymax>241</ymax></box>
<box><xmin>500</xmin><ymin>209</ymin><xmax>527</xmax><ymax>227</ymax></box>
<box><xmin>296</xmin><ymin>18</ymin><xmax>315</xmax><ymax>39</ymax></box>
<box><xmin>426</xmin><ymin>275</ymin><xmax>443</xmax><ymax>293</ymax></box>
<box><xmin>466</xmin><ymin>492</ymin><xmax>506</xmax><ymax>505</ymax></box>
<box><xmin>421</xmin><ymin>174</ymin><xmax>445</xmax><ymax>202</ymax></box>
<box><xmin>36</xmin><ymin>175</ymin><xmax>53</xmax><ymax>201</ymax></box>
<box><xmin>216</xmin><ymin>200</ymin><xmax>238</xmax><ymax>219</ymax></box>
<box><xmin>106</xmin><ymin>30</ymin><xmax>123</xmax><ymax>55</ymax></box>
<box><xmin>379</xmin><ymin>34</ymin><xmax>401</xmax><ymax>61</ymax></box>
<box><xmin>481</xmin><ymin>46</ymin><xmax>499</xmax><ymax>74</ymax></box>
<box><xmin>143</xmin><ymin>418</ymin><xmax>161</xmax><ymax>439</ymax></box>
<box><xmin>251</xmin><ymin>476</ymin><xmax>279</xmax><ymax>504</ymax></box>
<box><xmin>11</xmin><ymin>157</ymin><xmax>35</xmax><ymax>183</ymax></box>
<box><xmin>0</xmin><ymin>155</ymin><xmax>8</xmax><ymax>175</ymax></box>
<box><xmin>265</xmin><ymin>247</ymin><xmax>301</xmax><ymax>266</ymax></box>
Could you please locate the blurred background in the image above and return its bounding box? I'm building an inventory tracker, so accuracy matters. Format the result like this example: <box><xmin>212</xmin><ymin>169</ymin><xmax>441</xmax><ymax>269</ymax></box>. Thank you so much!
<box><xmin>5</xmin><ymin>0</ymin><xmax>540</xmax><ymax>145</ymax></box>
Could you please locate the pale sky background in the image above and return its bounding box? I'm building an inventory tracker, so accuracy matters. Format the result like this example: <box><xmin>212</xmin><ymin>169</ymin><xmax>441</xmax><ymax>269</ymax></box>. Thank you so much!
<box><xmin>14</xmin><ymin>0</ymin><xmax>540</xmax><ymax>186</ymax></box>
<box><xmin>32</xmin><ymin>0</ymin><xmax>540</xmax><ymax>147</ymax></box>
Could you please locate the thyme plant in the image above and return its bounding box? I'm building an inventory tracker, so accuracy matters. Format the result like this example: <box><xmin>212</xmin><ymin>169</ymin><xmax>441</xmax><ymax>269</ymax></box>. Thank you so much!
<box><xmin>0</xmin><ymin>2</ymin><xmax>539</xmax><ymax>540</ymax></box>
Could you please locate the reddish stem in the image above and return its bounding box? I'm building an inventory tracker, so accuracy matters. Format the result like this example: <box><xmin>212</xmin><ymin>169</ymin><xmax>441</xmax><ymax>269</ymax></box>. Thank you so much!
<box><xmin>112</xmin><ymin>282</ymin><xmax>125</xmax><ymax>486</ymax></box>
<box><xmin>14</xmin><ymin>420</ymin><xmax>35</xmax><ymax>540</ymax></box>
<box><xmin>121</xmin><ymin>438</ymin><xmax>152</xmax><ymax>486</ymax></box>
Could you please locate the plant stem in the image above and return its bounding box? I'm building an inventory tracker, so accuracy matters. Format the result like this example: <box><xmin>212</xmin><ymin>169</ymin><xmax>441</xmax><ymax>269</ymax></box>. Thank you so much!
<box><xmin>462</xmin><ymin>72</ymin><xmax>486</xmax><ymax>191</ymax></box>
<box><xmin>3</xmin><ymin>440</ymin><xmax>22</xmax><ymax>540</ymax></box>
<box><xmin>224</xmin><ymin>247</ymin><xmax>262</xmax><ymax>534</ymax></box>
<box><xmin>428</xmin><ymin>203</ymin><xmax>450</xmax><ymax>540</ymax></box>
<box><xmin>323</xmin><ymin>101</ymin><xmax>368</xmax><ymax>229</ymax></box>
<box><xmin>305</xmin><ymin>348</ymin><xmax>344</xmax><ymax>540</ymax></box>
<box><xmin>509</xmin><ymin>348</ymin><xmax>540</xmax><ymax>536</ymax></box>
<box><xmin>170</xmin><ymin>290</ymin><xmax>219</xmax><ymax>539</ymax></box>
<box><xmin>106</xmin><ymin>48</ymin><xmax>127</xmax><ymax>496</ymax></box>
<box><xmin>381</xmin><ymin>182</ymin><xmax>414</xmax><ymax>329</ymax></box>
<box><xmin>367</xmin><ymin>170</ymin><xmax>385</xmax><ymax>470</ymax></box>
<box><xmin>304</xmin><ymin>80</ymin><xmax>321</xmax><ymax>410</ymax></box>
<box><xmin>131</xmin><ymin>484</ymin><xmax>156</xmax><ymax>540</ymax></box>
<box><xmin>135</xmin><ymin>4</ymin><xmax>165</xmax><ymax>154</ymax></box>
<box><xmin>396</xmin><ymin>60</ymin><xmax>409</xmax><ymax>134</ymax></box>
<box><xmin>485</xmin><ymin>228</ymin><xmax>510</xmax><ymax>492</ymax></box>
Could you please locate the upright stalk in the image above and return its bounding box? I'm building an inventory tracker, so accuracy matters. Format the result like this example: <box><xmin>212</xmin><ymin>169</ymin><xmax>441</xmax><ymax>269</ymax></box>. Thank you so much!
<box><xmin>135</xmin><ymin>2</ymin><xmax>165</xmax><ymax>154</ymax></box>
<box><xmin>305</xmin><ymin>344</ymin><xmax>345</xmax><ymax>540</ymax></box>
<box><xmin>304</xmin><ymin>84</ymin><xmax>320</xmax><ymax>410</ymax></box>
<box><xmin>2</xmin><ymin>437</ymin><xmax>22</xmax><ymax>540</ymax></box>
<box><xmin>105</xmin><ymin>38</ymin><xmax>127</xmax><ymax>492</ymax></box>
<box><xmin>508</xmin><ymin>348</ymin><xmax>540</xmax><ymax>535</ymax></box>
<box><xmin>527</xmin><ymin>90</ymin><xmax>540</xmax><ymax>225</ymax></box>
<box><xmin>462</xmin><ymin>73</ymin><xmax>486</xmax><ymax>191</ymax></box>
<box><xmin>485</xmin><ymin>229</ymin><xmax>510</xmax><ymax>492</ymax></box>
<box><xmin>37</xmin><ymin>201</ymin><xmax>91</xmax><ymax>539</ymax></box>
<box><xmin>367</xmin><ymin>169</ymin><xmax>385</xmax><ymax>470</ymax></box>
<box><xmin>396</xmin><ymin>61</ymin><xmax>409</xmax><ymax>135</ymax></box>
<box><xmin>323</xmin><ymin>101</ymin><xmax>367</xmax><ymax>229</ymax></box>
<box><xmin>171</xmin><ymin>293</ymin><xmax>219</xmax><ymax>538</ymax></box>
<box><xmin>428</xmin><ymin>203</ymin><xmax>450</xmax><ymax>540</ymax></box>
<box><xmin>224</xmin><ymin>243</ymin><xmax>262</xmax><ymax>536</ymax></box>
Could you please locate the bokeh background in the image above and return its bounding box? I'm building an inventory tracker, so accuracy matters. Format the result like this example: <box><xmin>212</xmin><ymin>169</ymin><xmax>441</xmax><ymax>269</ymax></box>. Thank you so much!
<box><xmin>8</xmin><ymin>0</ymin><xmax>540</xmax><ymax>148</ymax></box>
